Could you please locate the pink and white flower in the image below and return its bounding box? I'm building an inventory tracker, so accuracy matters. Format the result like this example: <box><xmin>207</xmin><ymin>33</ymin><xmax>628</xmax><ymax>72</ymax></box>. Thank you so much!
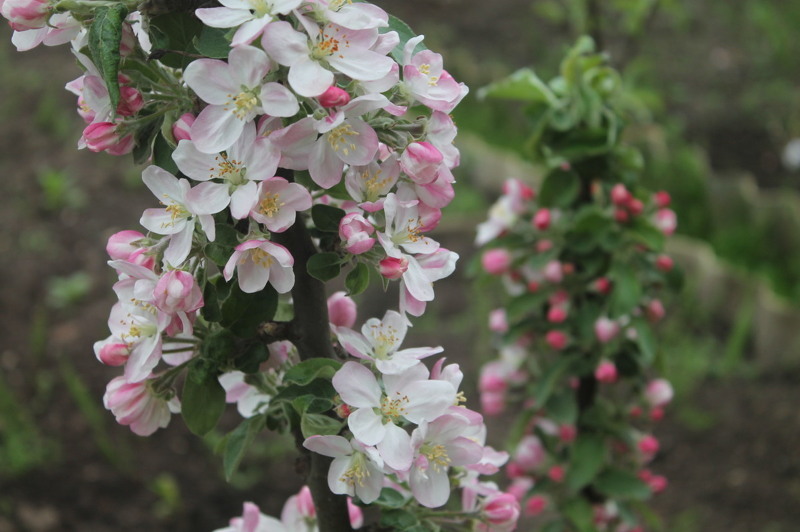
<box><xmin>223</xmin><ymin>239</ymin><xmax>295</xmax><ymax>294</ymax></box>
<box><xmin>336</xmin><ymin>310</ymin><xmax>442</xmax><ymax>374</ymax></box>
<box><xmin>103</xmin><ymin>375</ymin><xmax>180</xmax><ymax>436</ymax></box>
<box><xmin>401</xmin><ymin>35</ymin><xmax>467</xmax><ymax>112</ymax></box>
<box><xmin>332</xmin><ymin>361</ymin><xmax>455</xmax><ymax>470</ymax></box>
<box><xmin>196</xmin><ymin>0</ymin><xmax>302</xmax><ymax>47</ymax></box>
<box><xmin>303</xmin><ymin>435</ymin><xmax>385</xmax><ymax>503</ymax></box>
<box><xmin>249</xmin><ymin>177</ymin><xmax>312</xmax><ymax>232</ymax></box>
<box><xmin>339</xmin><ymin>212</ymin><xmax>376</xmax><ymax>255</ymax></box>
<box><xmin>261</xmin><ymin>20</ymin><xmax>394</xmax><ymax>97</ymax></box>
<box><xmin>139</xmin><ymin>166</ymin><xmax>227</xmax><ymax>267</ymax></box>
<box><xmin>184</xmin><ymin>44</ymin><xmax>298</xmax><ymax>153</ymax></box>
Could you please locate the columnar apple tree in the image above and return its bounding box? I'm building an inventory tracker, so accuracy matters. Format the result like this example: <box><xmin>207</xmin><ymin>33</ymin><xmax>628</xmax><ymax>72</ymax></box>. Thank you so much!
<box><xmin>1</xmin><ymin>0</ymin><xmax>520</xmax><ymax>530</ymax></box>
<box><xmin>474</xmin><ymin>38</ymin><xmax>680</xmax><ymax>532</ymax></box>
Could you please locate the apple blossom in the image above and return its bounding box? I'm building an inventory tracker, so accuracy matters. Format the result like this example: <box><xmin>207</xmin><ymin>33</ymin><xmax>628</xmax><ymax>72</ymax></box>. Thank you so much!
<box><xmin>103</xmin><ymin>375</ymin><xmax>180</xmax><ymax>436</ymax></box>
<box><xmin>223</xmin><ymin>239</ymin><xmax>295</xmax><ymax>294</ymax></box>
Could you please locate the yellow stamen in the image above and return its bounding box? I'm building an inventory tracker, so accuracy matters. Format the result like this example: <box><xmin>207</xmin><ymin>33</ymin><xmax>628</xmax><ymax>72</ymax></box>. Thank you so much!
<box><xmin>327</xmin><ymin>124</ymin><xmax>359</xmax><ymax>156</ymax></box>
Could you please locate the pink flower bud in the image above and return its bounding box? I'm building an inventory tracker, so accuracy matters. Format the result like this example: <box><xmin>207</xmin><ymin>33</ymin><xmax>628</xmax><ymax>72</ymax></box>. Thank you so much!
<box><xmin>549</xmin><ymin>290</ymin><xmax>569</xmax><ymax>306</ymax></box>
<box><xmin>594</xmin><ymin>277</ymin><xmax>612</xmax><ymax>294</ymax></box>
<box><xmin>327</xmin><ymin>291</ymin><xmax>357</xmax><ymax>328</ymax></box>
<box><xmin>532</xmin><ymin>208</ymin><xmax>551</xmax><ymax>230</ymax></box>
<box><xmin>296</xmin><ymin>486</ymin><xmax>316</xmax><ymax>518</ymax></box>
<box><xmin>562</xmin><ymin>263</ymin><xmax>574</xmax><ymax>275</ymax></box>
<box><xmin>646</xmin><ymin>299</ymin><xmax>666</xmax><ymax>322</ymax></box>
<box><xmin>536</xmin><ymin>239</ymin><xmax>553</xmax><ymax>252</ymax></box>
<box><xmin>655</xmin><ymin>254</ymin><xmax>674</xmax><ymax>272</ymax></box>
<box><xmin>545</xmin><ymin>330</ymin><xmax>568</xmax><ymax>350</ymax></box>
<box><xmin>655</xmin><ymin>208</ymin><xmax>677</xmax><ymax>235</ymax></box>
<box><xmin>630</xmin><ymin>406</ymin><xmax>643</xmax><ymax>418</ymax></box>
<box><xmin>347</xmin><ymin>497</ymin><xmax>364</xmax><ymax>529</ymax></box>
<box><xmin>515</xmin><ymin>435</ymin><xmax>546</xmax><ymax>471</ymax></box>
<box><xmin>524</xmin><ymin>495</ymin><xmax>548</xmax><ymax>516</ymax></box>
<box><xmin>154</xmin><ymin>270</ymin><xmax>203</xmax><ymax>314</ymax></box>
<box><xmin>594</xmin><ymin>317</ymin><xmax>620</xmax><ymax>343</ymax></box>
<box><xmin>480</xmin><ymin>390</ymin><xmax>506</xmax><ymax>416</ymax></box>
<box><xmin>614</xmin><ymin>208</ymin><xmax>630</xmax><ymax>223</ymax></box>
<box><xmin>503</xmin><ymin>178</ymin><xmax>535</xmax><ymax>200</ymax></box>
<box><xmin>481</xmin><ymin>248</ymin><xmax>511</xmax><ymax>275</ymax></box>
<box><xmin>106</xmin><ymin>230</ymin><xmax>146</xmax><ymax>260</ymax></box>
<box><xmin>172</xmin><ymin>113</ymin><xmax>196</xmax><ymax>142</ymax></box>
<box><xmin>648</xmin><ymin>474</ymin><xmax>668</xmax><ymax>493</ymax></box>
<box><xmin>119</xmin><ymin>22</ymin><xmax>137</xmax><ymax>56</ymax></box>
<box><xmin>379</xmin><ymin>256</ymin><xmax>408</xmax><ymax>279</ymax></box>
<box><xmin>95</xmin><ymin>341</ymin><xmax>128</xmax><ymax>366</ymax></box>
<box><xmin>479</xmin><ymin>362</ymin><xmax>508</xmax><ymax>393</ymax></box>
<box><xmin>558</xmin><ymin>424</ymin><xmax>577</xmax><ymax>443</ymax></box>
<box><xmin>118</xmin><ymin>86</ymin><xmax>144</xmax><ymax>116</ymax></box>
<box><xmin>645</xmin><ymin>379</ymin><xmax>674</xmax><ymax>407</ymax></box>
<box><xmin>627</xmin><ymin>198</ymin><xmax>644</xmax><ymax>216</ymax></box>
<box><xmin>638</xmin><ymin>434</ymin><xmax>660</xmax><ymax>460</ymax></box>
<box><xmin>654</xmin><ymin>190</ymin><xmax>671</xmax><ymax>208</ymax></box>
<box><xmin>482</xmin><ymin>492</ymin><xmax>521</xmax><ymax>527</ymax></box>
<box><xmin>543</xmin><ymin>260</ymin><xmax>563</xmax><ymax>283</ymax></box>
<box><xmin>547</xmin><ymin>306</ymin><xmax>567</xmax><ymax>323</ymax></box>
<box><xmin>339</xmin><ymin>212</ymin><xmax>376</xmax><ymax>255</ymax></box>
<box><xmin>611</xmin><ymin>184</ymin><xmax>631</xmax><ymax>205</ymax></box>
<box><xmin>319</xmin><ymin>86</ymin><xmax>351</xmax><ymax>108</ymax></box>
<box><xmin>548</xmin><ymin>465</ymin><xmax>565</xmax><ymax>483</ymax></box>
<box><xmin>82</xmin><ymin>122</ymin><xmax>134</xmax><ymax>155</ymax></box>
<box><xmin>506</xmin><ymin>461</ymin><xmax>524</xmax><ymax>479</ymax></box>
<box><xmin>1</xmin><ymin>0</ymin><xmax>50</xmax><ymax>30</ymax></box>
<box><xmin>527</xmin><ymin>280</ymin><xmax>540</xmax><ymax>292</ymax></box>
<box><xmin>489</xmin><ymin>309</ymin><xmax>509</xmax><ymax>333</ymax></box>
<box><xmin>650</xmin><ymin>407</ymin><xmax>665</xmax><ymax>422</ymax></box>
<box><xmin>594</xmin><ymin>360</ymin><xmax>618</xmax><ymax>383</ymax></box>
<box><xmin>507</xmin><ymin>477</ymin><xmax>534</xmax><ymax>501</ymax></box>
<box><xmin>335</xmin><ymin>403</ymin><xmax>353</xmax><ymax>419</ymax></box>
<box><xmin>400</xmin><ymin>141</ymin><xmax>443</xmax><ymax>184</ymax></box>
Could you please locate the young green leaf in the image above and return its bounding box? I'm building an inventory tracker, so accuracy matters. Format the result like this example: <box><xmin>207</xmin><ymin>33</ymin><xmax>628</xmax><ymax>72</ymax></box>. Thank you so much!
<box><xmin>283</xmin><ymin>359</ymin><xmax>342</xmax><ymax>386</ymax></box>
<box><xmin>311</xmin><ymin>204</ymin><xmax>346</xmax><ymax>233</ymax></box>
<box><xmin>182</xmin><ymin>365</ymin><xmax>226</xmax><ymax>436</ymax></box>
<box><xmin>307</xmin><ymin>252</ymin><xmax>342</xmax><ymax>282</ymax></box>
<box><xmin>88</xmin><ymin>4</ymin><xmax>128</xmax><ymax>113</ymax></box>
<box><xmin>345</xmin><ymin>262</ymin><xmax>370</xmax><ymax>296</ymax></box>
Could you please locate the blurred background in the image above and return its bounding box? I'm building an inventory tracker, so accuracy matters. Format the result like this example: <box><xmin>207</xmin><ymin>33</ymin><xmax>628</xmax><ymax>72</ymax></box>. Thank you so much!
<box><xmin>1</xmin><ymin>0</ymin><xmax>800</xmax><ymax>530</ymax></box>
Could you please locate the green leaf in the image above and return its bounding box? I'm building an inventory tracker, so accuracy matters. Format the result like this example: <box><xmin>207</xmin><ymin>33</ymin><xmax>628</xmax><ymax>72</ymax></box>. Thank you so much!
<box><xmin>221</xmin><ymin>416</ymin><xmax>264</xmax><ymax>481</ymax></box>
<box><xmin>632</xmin><ymin>317</ymin><xmax>656</xmax><ymax>365</ymax></box>
<box><xmin>478</xmin><ymin>68</ymin><xmax>558</xmax><ymax>104</ymax></box>
<box><xmin>192</xmin><ymin>25</ymin><xmax>231</xmax><ymax>58</ymax></box>
<box><xmin>311</xmin><ymin>204</ymin><xmax>346</xmax><ymax>233</ymax></box>
<box><xmin>629</xmin><ymin>217</ymin><xmax>666</xmax><ymax>250</ymax></box>
<box><xmin>200</xmin><ymin>329</ymin><xmax>237</xmax><ymax>365</ymax></box>
<box><xmin>307</xmin><ymin>252</ymin><xmax>342</xmax><ymax>282</ymax></box>
<box><xmin>566</xmin><ymin>434</ymin><xmax>606</xmax><ymax>492</ymax></box>
<box><xmin>382</xmin><ymin>14</ymin><xmax>424</xmax><ymax>63</ymax></box>
<box><xmin>88</xmin><ymin>4</ymin><xmax>128</xmax><ymax>113</ymax></box>
<box><xmin>539</xmin><ymin>168</ymin><xmax>581</xmax><ymax>208</ymax></box>
<box><xmin>132</xmin><ymin>115</ymin><xmax>163</xmax><ymax>165</ymax></box>
<box><xmin>609</xmin><ymin>263</ymin><xmax>642</xmax><ymax>317</ymax></box>
<box><xmin>594</xmin><ymin>469</ymin><xmax>651</xmax><ymax>500</ymax></box>
<box><xmin>380</xmin><ymin>509</ymin><xmax>419</xmax><ymax>529</ymax></box>
<box><xmin>221</xmin><ymin>283</ymin><xmax>278</xmax><ymax>338</ymax></box>
<box><xmin>345</xmin><ymin>262</ymin><xmax>370</xmax><ymax>296</ymax></box>
<box><xmin>235</xmin><ymin>341</ymin><xmax>270</xmax><ymax>374</ymax></box>
<box><xmin>272</xmin><ymin>379</ymin><xmax>337</xmax><ymax>403</ymax></box>
<box><xmin>291</xmin><ymin>395</ymin><xmax>333</xmax><ymax>415</ymax></box>
<box><xmin>534</xmin><ymin>355</ymin><xmax>573</xmax><ymax>406</ymax></box>
<box><xmin>204</xmin><ymin>223</ymin><xmax>239</xmax><ymax>267</ymax></box>
<box><xmin>506</xmin><ymin>291</ymin><xmax>548</xmax><ymax>322</ymax></box>
<box><xmin>545</xmin><ymin>391</ymin><xmax>578</xmax><ymax>424</ymax></box>
<box><xmin>148</xmin><ymin>12</ymin><xmax>204</xmax><ymax>69</ymax></box>
<box><xmin>300</xmin><ymin>412</ymin><xmax>344</xmax><ymax>438</ymax></box>
<box><xmin>375</xmin><ymin>488</ymin><xmax>408</xmax><ymax>509</ymax></box>
<box><xmin>201</xmin><ymin>280</ymin><xmax>222</xmax><ymax>323</ymax></box>
<box><xmin>152</xmin><ymin>132</ymin><xmax>179</xmax><ymax>174</ymax></box>
<box><xmin>284</xmin><ymin>359</ymin><xmax>342</xmax><ymax>386</ymax></box>
<box><xmin>181</xmin><ymin>365</ymin><xmax>226</xmax><ymax>436</ymax></box>
<box><xmin>562</xmin><ymin>497</ymin><xmax>595</xmax><ymax>532</ymax></box>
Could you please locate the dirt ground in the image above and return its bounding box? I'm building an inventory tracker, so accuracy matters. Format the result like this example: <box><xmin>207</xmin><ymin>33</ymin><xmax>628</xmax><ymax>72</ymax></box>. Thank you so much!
<box><xmin>1</xmin><ymin>5</ymin><xmax>799</xmax><ymax>531</ymax></box>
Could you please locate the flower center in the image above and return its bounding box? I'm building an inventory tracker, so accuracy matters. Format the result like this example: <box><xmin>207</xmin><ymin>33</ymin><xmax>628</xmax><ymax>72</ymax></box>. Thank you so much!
<box><xmin>212</xmin><ymin>153</ymin><xmax>246</xmax><ymax>185</ymax></box>
<box><xmin>245</xmin><ymin>248</ymin><xmax>274</xmax><ymax>269</ymax></box>
<box><xmin>380</xmin><ymin>392</ymin><xmax>409</xmax><ymax>423</ymax></box>
<box><xmin>328</xmin><ymin>0</ymin><xmax>352</xmax><ymax>11</ymax></box>
<box><xmin>420</xmin><ymin>443</ymin><xmax>450</xmax><ymax>472</ymax></box>
<box><xmin>249</xmin><ymin>0</ymin><xmax>272</xmax><ymax>18</ymax></box>
<box><xmin>339</xmin><ymin>452</ymin><xmax>369</xmax><ymax>487</ymax></box>
<box><xmin>327</xmin><ymin>124</ymin><xmax>359</xmax><ymax>157</ymax></box>
<box><xmin>360</xmin><ymin>168</ymin><xmax>392</xmax><ymax>202</ymax></box>
<box><xmin>226</xmin><ymin>89</ymin><xmax>259</xmax><ymax>120</ymax></box>
<box><xmin>258</xmin><ymin>192</ymin><xmax>285</xmax><ymax>218</ymax></box>
<box><xmin>162</xmin><ymin>202</ymin><xmax>189</xmax><ymax>228</ymax></box>
<box><xmin>370</xmin><ymin>324</ymin><xmax>399</xmax><ymax>359</ymax></box>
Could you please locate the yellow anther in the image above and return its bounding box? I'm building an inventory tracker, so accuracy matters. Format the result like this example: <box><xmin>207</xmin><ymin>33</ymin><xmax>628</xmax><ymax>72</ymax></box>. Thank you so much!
<box><xmin>327</xmin><ymin>124</ymin><xmax>359</xmax><ymax>155</ymax></box>
<box><xmin>258</xmin><ymin>192</ymin><xmax>285</xmax><ymax>217</ymax></box>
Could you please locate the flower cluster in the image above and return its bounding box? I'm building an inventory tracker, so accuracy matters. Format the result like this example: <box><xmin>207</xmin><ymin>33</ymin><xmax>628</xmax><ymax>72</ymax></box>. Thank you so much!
<box><xmin>3</xmin><ymin>0</ymin><xmax>519</xmax><ymax>529</ymax></box>
<box><xmin>476</xmin><ymin>176</ymin><xmax>676</xmax><ymax>529</ymax></box>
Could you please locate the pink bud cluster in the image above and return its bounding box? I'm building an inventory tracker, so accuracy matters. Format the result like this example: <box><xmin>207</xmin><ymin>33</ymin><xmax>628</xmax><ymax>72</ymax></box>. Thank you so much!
<box><xmin>475</xmin><ymin>178</ymin><xmax>678</xmax><ymax>529</ymax></box>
